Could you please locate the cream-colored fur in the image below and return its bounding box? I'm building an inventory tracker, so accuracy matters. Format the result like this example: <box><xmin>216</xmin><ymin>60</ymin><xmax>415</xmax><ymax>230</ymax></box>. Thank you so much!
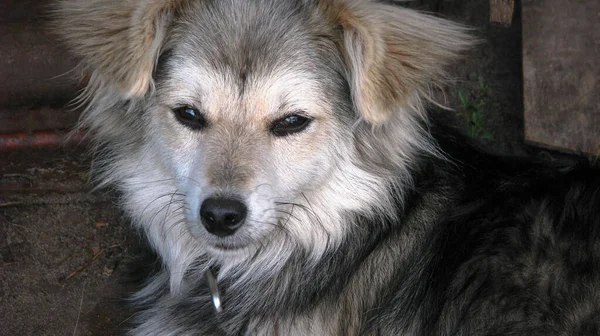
<box><xmin>54</xmin><ymin>0</ymin><xmax>186</xmax><ymax>98</ymax></box>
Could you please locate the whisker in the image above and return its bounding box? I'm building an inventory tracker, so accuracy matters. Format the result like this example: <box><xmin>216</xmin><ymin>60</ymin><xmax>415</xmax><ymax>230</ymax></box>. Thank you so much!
<box><xmin>139</xmin><ymin>192</ymin><xmax>186</xmax><ymax>221</ymax></box>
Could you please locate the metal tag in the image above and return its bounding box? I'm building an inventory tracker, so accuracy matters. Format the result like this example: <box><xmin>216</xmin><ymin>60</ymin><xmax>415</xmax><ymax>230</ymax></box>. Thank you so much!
<box><xmin>205</xmin><ymin>268</ymin><xmax>223</xmax><ymax>313</ymax></box>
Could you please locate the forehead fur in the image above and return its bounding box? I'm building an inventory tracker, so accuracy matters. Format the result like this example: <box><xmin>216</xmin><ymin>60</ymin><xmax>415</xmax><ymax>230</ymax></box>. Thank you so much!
<box><xmin>158</xmin><ymin>60</ymin><xmax>347</xmax><ymax>125</ymax></box>
<box><xmin>161</xmin><ymin>0</ymin><xmax>343</xmax><ymax>93</ymax></box>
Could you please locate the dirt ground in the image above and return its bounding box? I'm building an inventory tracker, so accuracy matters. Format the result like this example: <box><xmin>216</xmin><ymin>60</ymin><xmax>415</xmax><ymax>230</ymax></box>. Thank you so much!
<box><xmin>0</xmin><ymin>1</ymin><xmax>553</xmax><ymax>335</ymax></box>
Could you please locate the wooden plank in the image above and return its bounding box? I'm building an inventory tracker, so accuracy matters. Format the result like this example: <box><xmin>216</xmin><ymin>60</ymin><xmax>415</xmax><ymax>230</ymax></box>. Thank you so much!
<box><xmin>490</xmin><ymin>0</ymin><xmax>515</xmax><ymax>26</ymax></box>
<box><xmin>522</xmin><ymin>0</ymin><xmax>600</xmax><ymax>154</ymax></box>
<box><xmin>0</xmin><ymin>0</ymin><xmax>80</xmax><ymax>108</ymax></box>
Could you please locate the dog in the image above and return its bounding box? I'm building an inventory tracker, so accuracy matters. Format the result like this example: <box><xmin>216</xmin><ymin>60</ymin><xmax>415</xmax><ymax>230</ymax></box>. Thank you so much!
<box><xmin>54</xmin><ymin>0</ymin><xmax>600</xmax><ymax>335</ymax></box>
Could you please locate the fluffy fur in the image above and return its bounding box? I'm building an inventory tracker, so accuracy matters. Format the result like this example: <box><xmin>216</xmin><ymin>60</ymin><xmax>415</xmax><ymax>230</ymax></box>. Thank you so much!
<box><xmin>54</xmin><ymin>0</ymin><xmax>600</xmax><ymax>335</ymax></box>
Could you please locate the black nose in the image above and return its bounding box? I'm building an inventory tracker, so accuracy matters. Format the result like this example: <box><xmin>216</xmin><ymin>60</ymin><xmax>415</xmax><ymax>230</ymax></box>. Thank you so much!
<box><xmin>200</xmin><ymin>197</ymin><xmax>247</xmax><ymax>236</ymax></box>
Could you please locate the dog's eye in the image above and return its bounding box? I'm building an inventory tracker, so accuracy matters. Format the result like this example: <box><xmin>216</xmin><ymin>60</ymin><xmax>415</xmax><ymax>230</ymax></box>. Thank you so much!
<box><xmin>270</xmin><ymin>115</ymin><xmax>312</xmax><ymax>136</ymax></box>
<box><xmin>173</xmin><ymin>106</ymin><xmax>207</xmax><ymax>130</ymax></box>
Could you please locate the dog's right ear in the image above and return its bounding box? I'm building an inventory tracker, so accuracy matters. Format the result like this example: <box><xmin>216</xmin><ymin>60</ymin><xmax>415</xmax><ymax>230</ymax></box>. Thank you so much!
<box><xmin>53</xmin><ymin>0</ymin><xmax>185</xmax><ymax>99</ymax></box>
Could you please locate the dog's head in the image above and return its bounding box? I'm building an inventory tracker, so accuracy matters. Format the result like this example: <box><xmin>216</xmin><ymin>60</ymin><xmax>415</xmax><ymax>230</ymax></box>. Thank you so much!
<box><xmin>56</xmin><ymin>0</ymin><xmax>471</xmax><ymax>256</ymax></box>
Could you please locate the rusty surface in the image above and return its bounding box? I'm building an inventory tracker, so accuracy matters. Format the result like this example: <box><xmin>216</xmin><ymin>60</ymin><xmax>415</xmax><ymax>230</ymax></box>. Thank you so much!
<box><xmin>522</xmin><ymin>0</ymin><xmax>600</xmax><ymax>154</ymax></box>
<box><xmin>0</xmin><ymin>130</ymin><xmax>86</xmax><ymax>151</ymax></box>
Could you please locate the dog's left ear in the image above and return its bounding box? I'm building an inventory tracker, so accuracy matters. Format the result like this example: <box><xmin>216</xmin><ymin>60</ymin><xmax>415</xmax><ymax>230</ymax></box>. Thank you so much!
<box><xmin>321</xmin><ymin>1</ymin><xmax>473</xmax><ymax>124</ymax></box>
<box><xmin>53</xmin><ymin>0</ymin><xmax>185</xmax><ymax>98</ymax></box>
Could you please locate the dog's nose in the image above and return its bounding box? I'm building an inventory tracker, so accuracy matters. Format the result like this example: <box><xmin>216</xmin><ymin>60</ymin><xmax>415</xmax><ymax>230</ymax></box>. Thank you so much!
<box><xmin>200</xmin><ymin>198</ymin><xmax>247</xmax><ymax>236</ymax></box>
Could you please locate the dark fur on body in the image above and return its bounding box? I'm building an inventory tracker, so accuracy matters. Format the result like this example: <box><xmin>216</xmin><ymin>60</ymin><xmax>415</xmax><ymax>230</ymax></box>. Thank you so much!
<box><xmin>52</xmin><ymin>0</ymin><xmax>600</xmax><ymax>334</ymax></box>
<box><xmin>128</xmin><ymin>125</ymin><xmax>600</xmax><ymax>335</ymax></box>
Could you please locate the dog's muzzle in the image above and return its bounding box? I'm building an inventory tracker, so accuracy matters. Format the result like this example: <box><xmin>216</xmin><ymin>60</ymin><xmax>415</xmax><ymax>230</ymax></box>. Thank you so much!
<box><xmin>200</xmin><ymin>197</ymin><xmax>247</xmax><ymax>236</ymax></box>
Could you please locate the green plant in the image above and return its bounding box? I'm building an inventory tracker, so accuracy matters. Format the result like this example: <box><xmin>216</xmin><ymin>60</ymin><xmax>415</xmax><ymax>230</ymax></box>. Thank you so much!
<box><xmin>457</xmin><ymin>77</ymin><xmax>493</xmax><ymax>140</ymax></box>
